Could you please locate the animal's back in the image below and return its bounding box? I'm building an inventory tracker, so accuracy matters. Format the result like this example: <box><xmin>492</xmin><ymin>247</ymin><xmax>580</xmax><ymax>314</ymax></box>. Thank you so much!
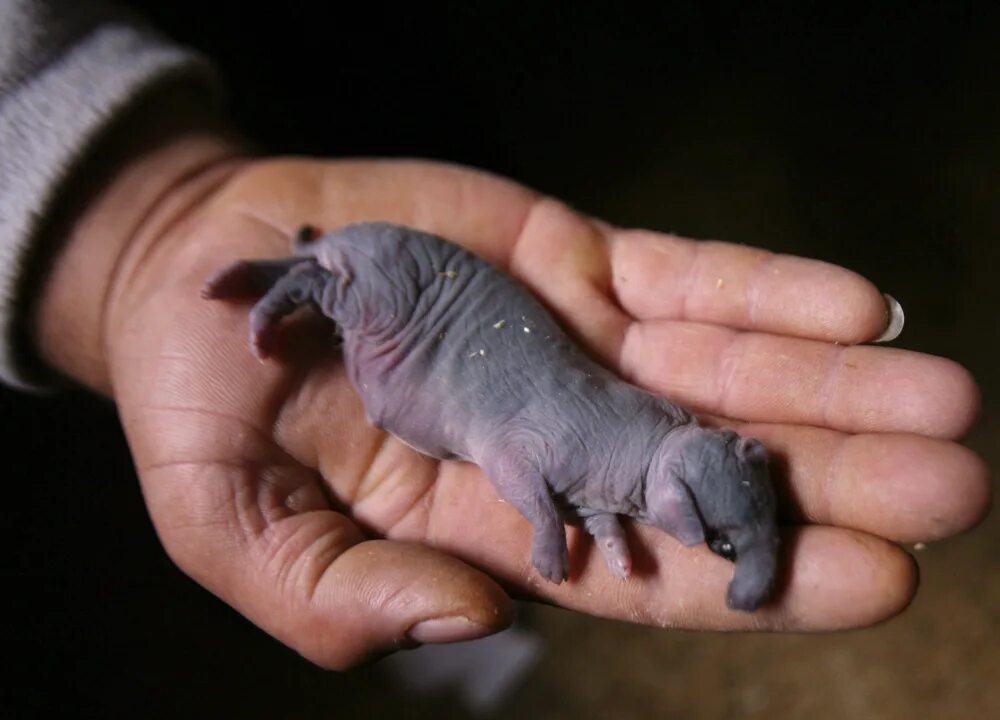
<box><xmin>323</xmin><ymin>223</ymin><xmax>691</xmax><ymax>480</ymax></box>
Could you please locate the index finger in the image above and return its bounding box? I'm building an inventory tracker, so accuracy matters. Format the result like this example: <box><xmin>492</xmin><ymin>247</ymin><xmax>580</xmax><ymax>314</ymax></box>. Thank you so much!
<box><xmin>607</xmin><ymin>227</ymin><xmax>898</xmax><ymax>344</ymax></box>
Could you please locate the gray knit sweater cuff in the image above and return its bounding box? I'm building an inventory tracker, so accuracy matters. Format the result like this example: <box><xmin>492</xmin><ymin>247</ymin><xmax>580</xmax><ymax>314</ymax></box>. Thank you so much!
<box><xmin>0</xmin><ymin>1</ymin><xmax>224</xmax><ymax>392</ymax></box>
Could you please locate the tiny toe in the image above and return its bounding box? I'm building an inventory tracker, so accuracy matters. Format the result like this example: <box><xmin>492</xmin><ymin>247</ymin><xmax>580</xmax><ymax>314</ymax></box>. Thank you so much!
<box><xmin>542</xmin><ymin>563</ymin><xmax>564</xmax><ymax>584</ymax></box>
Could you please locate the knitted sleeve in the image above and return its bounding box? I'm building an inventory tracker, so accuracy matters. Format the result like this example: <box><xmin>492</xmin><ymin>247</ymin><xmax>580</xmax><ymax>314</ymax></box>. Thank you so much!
<box><xmin>0</xmin><ymin>0</ymin><xmax>225</xmax><ymax>391</ymax></box>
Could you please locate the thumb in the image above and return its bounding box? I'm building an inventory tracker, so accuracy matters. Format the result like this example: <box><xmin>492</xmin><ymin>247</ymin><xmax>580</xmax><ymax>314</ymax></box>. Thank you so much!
<box><xmin>144</xmin><ymin>465</ymin><xmax>513</xmax><ymax>670</ymax></box>
<box><xmin>267</xmin><ymin>513</ymin><xmax>514</xmax><ymax>668</ymax></box>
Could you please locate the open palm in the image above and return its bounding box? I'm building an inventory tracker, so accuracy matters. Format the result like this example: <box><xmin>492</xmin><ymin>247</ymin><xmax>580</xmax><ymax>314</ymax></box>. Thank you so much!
<box><xmin>105</xmin><ymin>157</ymin><xmax>988</xmax><ymax>669</ymax></box>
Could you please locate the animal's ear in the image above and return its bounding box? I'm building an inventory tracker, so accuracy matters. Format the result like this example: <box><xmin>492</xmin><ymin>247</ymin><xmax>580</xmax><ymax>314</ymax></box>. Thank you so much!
<box><xmin>313</xmin><ymin>243</ymin><xmax>352</xmax><ymax>283</ymax></box>
<box><xmin>736</xmin><ymin>437</ymin><xmax>768</xmax><ymax>463</ymax></box>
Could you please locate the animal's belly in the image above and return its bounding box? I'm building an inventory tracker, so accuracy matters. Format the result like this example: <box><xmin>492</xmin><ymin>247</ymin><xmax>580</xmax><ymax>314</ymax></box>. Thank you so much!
<box><xmin>351</xmin><ymin>372</ymin><xmax>471</xmax><ymax>461</ymax></box>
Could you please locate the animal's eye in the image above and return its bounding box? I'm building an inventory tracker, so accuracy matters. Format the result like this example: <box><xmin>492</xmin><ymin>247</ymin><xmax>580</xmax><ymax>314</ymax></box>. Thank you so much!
<box><xmin>707</xmin><ymin>531</ymin><xmax>737</xmax><ymax>561</ymax></box>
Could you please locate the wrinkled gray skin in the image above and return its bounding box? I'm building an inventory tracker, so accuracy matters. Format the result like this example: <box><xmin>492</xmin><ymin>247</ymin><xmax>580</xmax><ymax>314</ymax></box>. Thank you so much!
<box><xmin>202</xmin><ymin>222</ymin><xmax>780</xmax><ymax>611</ymax></box>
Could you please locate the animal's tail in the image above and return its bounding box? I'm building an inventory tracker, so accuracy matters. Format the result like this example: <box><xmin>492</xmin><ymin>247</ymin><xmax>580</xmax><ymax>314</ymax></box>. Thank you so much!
<box><xmin>200</xmin><ymin>257</ymin><xmax>310</xmax><ymax>300</ymax></box>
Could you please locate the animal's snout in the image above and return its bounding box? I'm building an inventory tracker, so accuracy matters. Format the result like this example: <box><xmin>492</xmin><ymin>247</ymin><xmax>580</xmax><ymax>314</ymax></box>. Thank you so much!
<box><xmin>725</xmin><ymin>540</ymin><xmax>778</xmax><ymax>612</ymax></box>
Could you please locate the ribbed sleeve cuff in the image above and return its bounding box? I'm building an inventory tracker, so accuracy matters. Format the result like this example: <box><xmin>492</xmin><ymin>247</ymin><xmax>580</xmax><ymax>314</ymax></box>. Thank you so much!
<box><xmin>0</xmin><ymin>11</ymin><xmax>224</xmax><ymax>392</ymax></box>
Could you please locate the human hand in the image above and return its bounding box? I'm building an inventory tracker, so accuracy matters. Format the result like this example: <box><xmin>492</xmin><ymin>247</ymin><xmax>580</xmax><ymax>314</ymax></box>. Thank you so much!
<box><xmin>35</xmin><ymin>124</ymin><xmax>990</xmax><ymax>669</ymax></box>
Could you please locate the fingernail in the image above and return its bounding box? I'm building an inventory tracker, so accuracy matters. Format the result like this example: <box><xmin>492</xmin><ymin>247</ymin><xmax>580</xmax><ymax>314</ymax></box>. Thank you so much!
<box><xmin>873</xmin><ymin>293</ymin><xmax>905</xmax><ymax>343</ymax></box>
<box><xmin>407</xmin><ymin>616</ymin><xmax>494</xmax><ymax>644</ymax></box>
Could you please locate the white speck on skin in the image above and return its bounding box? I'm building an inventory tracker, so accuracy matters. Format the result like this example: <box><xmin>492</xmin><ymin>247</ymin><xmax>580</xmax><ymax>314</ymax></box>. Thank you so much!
<box><xmin>439</xmin><ymin>270</ymin><xmax>458</xmax><ymax>279</ymax></box>
<box><xmin>716</xmin><ymin>277</ymin><xmax>724</xmax><ymax>289</ymax></box>
<box><xmin>479</xmin><ymin>349</ymin><xmax>486</xmax><ymax>356</ymax></box>
<box><xmin>493</xmin><ymin>320</ymin><xmax>506</xmax><ymax>329</ymax></box>
<box><xmin>523</xmin><ymin>327</ymin><xmax>531</xmax><ymax>334</ymax></box>
<box><xmin>914</xmin><ymin>542</ymin><xmax>927</xmax><ymax>551</ymax></box>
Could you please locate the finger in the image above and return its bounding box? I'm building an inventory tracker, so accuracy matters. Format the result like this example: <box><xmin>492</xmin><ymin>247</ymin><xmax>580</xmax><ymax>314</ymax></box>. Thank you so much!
<box><xmin>619</xmin><ymin>320</ymin><xmax>980</xmax><ymax>438</ymax></box>
<box><xmin>705</xmin><ymin>422</ymin><xmax>992</xmax><ymax>542</ymax></box>
<box><xmin>605</xmin><ymin>227</ymin><xmax>894</xmax><ymax>344</ymax></box>
<box><xmin>224</xmin><ymin>158</ymin><xmax>540</xmax><ymax>269</ymax></box>
<box><xmin>610</xmin><ymin>525</ymin><xmax>917</xmax><ymax>632</ymax></box>
<box><xmin>137</xmin><ymin>457</ymin><xmax>512</xmax><ymax>671</ymax></box>
<box><xmin>424</xmin><ymin>463</ymin><xmax>918</xmax><ymax>632</ymax></box>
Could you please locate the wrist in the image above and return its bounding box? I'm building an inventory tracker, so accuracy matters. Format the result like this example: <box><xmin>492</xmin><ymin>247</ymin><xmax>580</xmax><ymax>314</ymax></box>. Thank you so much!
<box><xmin>33</xmin><ymin>90</ymin><xmax>250</xmax><ymax>395</ymax></box>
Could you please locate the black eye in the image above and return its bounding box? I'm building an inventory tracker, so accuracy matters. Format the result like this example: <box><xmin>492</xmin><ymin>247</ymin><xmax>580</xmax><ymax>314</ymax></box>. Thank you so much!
<box><xmin>707</xmin><ymin>531</ymin><xmax>737</xmax><ymax>561</ymax></box>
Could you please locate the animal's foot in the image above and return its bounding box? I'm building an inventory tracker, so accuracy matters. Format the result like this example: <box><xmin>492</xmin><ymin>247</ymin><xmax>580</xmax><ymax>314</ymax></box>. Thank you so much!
<box><xmin>532</xmin><ymin>541</ymin><xmax>569</xmax><ymax>584</ymax></box>
<box><xmin>597</xmin><ymin>534</ymin><xmax>632</xmax><ymax>580</ymax></box>
<box><xmin>582</xmin><ymin>512</ymin><xmax>631</xmax><ymax>580</ymax></box>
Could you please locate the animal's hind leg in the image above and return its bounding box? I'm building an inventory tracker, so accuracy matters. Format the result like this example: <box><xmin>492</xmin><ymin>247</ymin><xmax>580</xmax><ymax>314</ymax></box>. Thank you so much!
<box><xmin>201</xmin><ymin>257</ymin><xmax>311</xmax><ymax>300</ymax></box>
<box><xmin>582</xmin><ymin>512</ymin><xmax>632</xmax><ymax>580</ymax></box>
<box><xmin>481</xmin><ymin>452</ymin><xmax>569</xmax><ymax>584</ymax></box>
<box><xmin>246</xmin><ymin>262</ymin><xmax>331</xmax><ymax>359</ymax></box>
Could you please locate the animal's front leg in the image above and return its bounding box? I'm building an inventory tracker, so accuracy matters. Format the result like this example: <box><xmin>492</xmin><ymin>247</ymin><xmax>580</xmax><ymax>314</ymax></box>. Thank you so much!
<box><xmin>246</xmin><ymin>262</ymin><xmax>332</xmax><ymax>359</ymax></box>
<box><xmin>583</xmin><ymin>512</ymin><xmax>631</xmax><ymax>580</ymax></box>
<box><xmin>483</xmin><ymin>454</ymin><xmax>569</xmax><ymax>583</ymax></box>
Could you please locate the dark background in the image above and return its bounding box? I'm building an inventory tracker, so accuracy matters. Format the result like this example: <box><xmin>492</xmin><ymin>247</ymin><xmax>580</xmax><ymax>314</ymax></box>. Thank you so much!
<box><xmin>3</xmin><ymin>2</ymin><xmax>998</xmax><ymax>717</ymax></box>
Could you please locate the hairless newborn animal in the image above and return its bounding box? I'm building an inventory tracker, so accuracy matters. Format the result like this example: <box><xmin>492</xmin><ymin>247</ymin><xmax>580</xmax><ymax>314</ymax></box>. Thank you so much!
<box><xmin>202</xmin><ymin>222</ymin><xmax>780</xmax><ymax>611</ymax></box>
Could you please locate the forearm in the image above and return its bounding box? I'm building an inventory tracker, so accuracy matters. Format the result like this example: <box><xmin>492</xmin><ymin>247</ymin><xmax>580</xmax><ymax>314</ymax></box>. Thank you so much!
<box><xmin>0</xmin><ymin>0</ymin><xmax>242</xmax><ymax>393</ymax></box>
